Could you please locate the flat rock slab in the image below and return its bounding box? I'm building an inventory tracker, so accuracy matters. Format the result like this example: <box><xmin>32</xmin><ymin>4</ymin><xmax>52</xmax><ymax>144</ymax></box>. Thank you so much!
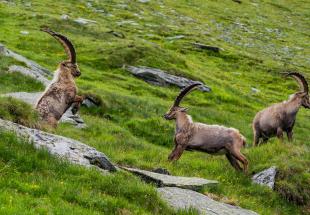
<box><xmin>3</xmin><ymin>92</ymin><xmax>85</xmax><ymax>128</ymax></box>
<box><xmin>122</xmin><ymin>167</ymin><xmax>218</xmax><ymax>190</ymax></box>
<box><xmin>0</xmin><ymin>119</ymin><xmax>116</xmax><ymax>172</ymax></box>
<box><xmin>124</xmin><ymin>65</ymin><xmax>211</xmax><ymax>92</ymax></box>
<box><xmin>158</xmin><ymin>187</ymin><xmax>258</xmax><ymax>215</ymax></box>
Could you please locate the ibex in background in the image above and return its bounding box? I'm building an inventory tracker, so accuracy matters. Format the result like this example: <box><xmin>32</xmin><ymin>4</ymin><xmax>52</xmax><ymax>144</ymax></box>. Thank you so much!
<box><xmin>164</xmin><ymin>83</ymin><xmax>248</xmax><ymax>172</ymax></box>
<box><xmin>252</xmin><ymin>72</ymin><xmax>310</xmax><ymax>146</ymax></box>
<box><xmin>36</xmin><ymin>27</ymin><xmax>83</xmax><ymax>127</ymax></box>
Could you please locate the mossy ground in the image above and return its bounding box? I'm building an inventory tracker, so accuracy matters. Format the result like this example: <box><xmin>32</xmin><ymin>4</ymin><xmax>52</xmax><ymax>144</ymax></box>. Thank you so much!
<box><xmin>0</xmin><ymin>0</ymin><xmax>309</xmax><ymax>214</ymax></box>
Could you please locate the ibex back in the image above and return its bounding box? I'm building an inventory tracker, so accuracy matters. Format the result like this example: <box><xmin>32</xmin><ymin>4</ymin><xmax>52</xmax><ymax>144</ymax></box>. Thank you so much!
<box><xmin>164</xmin><ymin>83</ymin><xmax>248</xmax><ymax>172</ymax></box>
<box><xmin>252</xmin><ymin>72</ymin><xmax>310</xmax><ymax>145</ymax></box>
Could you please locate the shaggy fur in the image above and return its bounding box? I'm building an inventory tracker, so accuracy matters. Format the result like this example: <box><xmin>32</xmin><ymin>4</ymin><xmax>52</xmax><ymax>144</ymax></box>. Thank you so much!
<box><xmin>164</xmin><ymin>84</ymin><xmax>248</xmax><ymax>172</ymax></box>
<box><xmin>252</xmin><ymin>72</ymin><xmax>310</xmax><ymax>146</ymax></box>
<box><xmin>36</xmin><ymin>28</ymin><xmax>83</xmax><ymax>127</ymax></box>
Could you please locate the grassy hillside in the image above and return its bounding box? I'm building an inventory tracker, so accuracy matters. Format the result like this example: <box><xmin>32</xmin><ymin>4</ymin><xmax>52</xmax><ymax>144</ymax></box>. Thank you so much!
<box><xmin>0</xmin><ymin>0</ymin><xmax>309</xmax><ymax>214</ymax></box>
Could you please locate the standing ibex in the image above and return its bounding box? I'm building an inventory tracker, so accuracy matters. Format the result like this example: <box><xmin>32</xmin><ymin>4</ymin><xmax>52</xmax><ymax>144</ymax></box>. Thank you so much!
<box><xmin>164</xmin><ymin>83</ymin><xmax>248</xmax><ymax>172</ymax></box>
<box><xmin>252</xmin><ymin>72</ymin><xmax>310</xmax><ymax>145</ymax></box>
<box><xmin>36</xmin><ymin>27</ymin><xmax>83</xmax><ymax>127</ymax></box>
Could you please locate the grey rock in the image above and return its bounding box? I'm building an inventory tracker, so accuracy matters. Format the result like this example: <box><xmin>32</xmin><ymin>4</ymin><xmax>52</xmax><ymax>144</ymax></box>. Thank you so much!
<box><xmin>3</xmin><ymin>92</ymin><xmax>86</xmax><ymax>128</ymax></box>
<box><xmin>191</xmin><ymin>42</ymin><xmax>222</xmax><ymax>53</ymax></box>
<box><xmin>0</xmin><ymin>43</ymin><xmax>52</xmax><ymax>78</ymax></box>
<box><xmin>8</xmin><ymin>65</ymin><xmax>49</xmax><ymax>86</ymax></box>
<box><xmin>20</xmin><ymin>31</ymin><xmax>29</xmax><ymax>35</ymax></box>
<box><xmin>138</xmin><ymin>0</ymin><xmax>150</xmax><ymax>3</ymax></box>
<box><xmin>124</xmin><ymin>65</ymin><xmax>211</xmax><ymax>92</ymax></box>
<box><xmin>122</xmin><ymin>167</ymin><xmax>218</xmax><ymax>190</ymax></box>
<box><xmin>251</xmin><ymin>87</ymin><xmax>260</xmax><ymax>94</ymax></box>
<box><xmin>0</xmin><ymin>119</ymin><xmax>116</xmax><ymax>172</ymax></box>
<box><xmin>166</xmin><ymin>35</ymin><xmax>185</xmax><ymax>40</ymax></box>
<box><xmin>158</xmin><ymin>187</ymin><xmax>258</xmax><ymax>215</ymax></box>
<box><xmin>252</xmin><ymin>166</ymin><xmax>277</xmax><ymax>189</ymax></box>
<box><xmin>60</xmin><ymin>14</ymin><xmax>69</xmax><ymax>20</ymax></box>
<box><xmin>74</xmin><ymin>17</ymin><xmax>97</xmax><ymax>25</ymax></box>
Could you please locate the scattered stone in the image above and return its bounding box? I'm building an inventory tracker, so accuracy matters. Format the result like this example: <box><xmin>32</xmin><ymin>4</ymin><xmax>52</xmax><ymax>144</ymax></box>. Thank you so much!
<box><xmin>20</xmin><ymin>31</ymin><xmax>29</xmax><ymax>35</ymax></box>
<box><xmin>251</xmin><ymin>87</ymin><xmax>260</xmax><ymax>94</ymax></box>
<box><xmin>121</xmin><ymin>167</ymin><xmax>218</xmax><ymax>190</ymax></box>
<box><xmin>117</xmin><ymin>20</ymin><xmax>139</xmax><ymax>26</ymax></box>
<box><xmin>124</xmin><ymin>65</ymin><xmax>211</xmax><ymax>92</ymax></box>
<box><xmin>191</xmin><ymin>42</ymin><xmax>222</xmax><ymax>53</ymax></box>
<box><xmin>60</xmin><ymin>14</ymin><xmax>69</xmax><ymax>20</ymax></box>
<box><xmin>0</xmin><ymin>119</ymin><xmax>116</xmax><ymax>172</ymax></box>
<box><xmin>0</xmin><ymin>43</ymin><xmax>52</xmax><ymax>78</ymax></box>
<box><xmin>82</xmin><ymin>95</ymin><xmax>101</xmax><ymax>108</ymax></box>
<box><xmin>158</xmin><ymin>187</ymin><xmax>258</xmax><ymax>215</ymax></box>
<box><xmin>8</xmin><ymin>65</ymin><xmax>50</xmax><ymax>86</ymax></box>
<box><xmin>3</xmin><ymin>92</ymin><xmax>86</xmax><ymax>128</ymax></box>
<box><xmin>252</xmin><ymin>166</ymin><xmax>277</xmax><ymax>189</ymax></box>
<box><xmin>138</xmin><ymin>0</ymin><xmax>150</xmax><ymax>3</ymax></box>
<box><xmin>166</xmin><ymin>35</ymin><xmax>185</xmax><ymax>40</ymax></box>
<box><xmin>152</xmin><ymin>168</ymin><xmax>171</xmax><ymax>175</ymax></box>
<box><xmin>107</xmin><ymin>30</ymin><xmax>125</xmax><ymax>38</ymax></box>
<box><xmin>74</xmin><ymin>17</ymin><xmax>97</xmax><ymax>25</ymax></box>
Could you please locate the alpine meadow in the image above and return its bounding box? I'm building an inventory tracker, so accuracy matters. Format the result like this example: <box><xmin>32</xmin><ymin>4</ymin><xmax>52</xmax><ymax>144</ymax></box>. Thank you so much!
<box><xmin>0</xmin><ymin>0</ymin><xmax>309</xmax><ymax>214</ymax></box>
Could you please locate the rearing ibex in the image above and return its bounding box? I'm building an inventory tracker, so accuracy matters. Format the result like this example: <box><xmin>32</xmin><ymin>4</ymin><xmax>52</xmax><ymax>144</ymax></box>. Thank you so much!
<box><xmin>36</xmin><ymin>27</ymin><xmax>83</xmax><ymax>127</ymax></box>
<box><xmin>164</xmin><ymin>83</ymin><xmax>248</xmax><ymax>172</ymax></box>
<box><xmin>252</xmin><ymin>72</ymin><xmax>310</xmax><ymax>145</ymax></box>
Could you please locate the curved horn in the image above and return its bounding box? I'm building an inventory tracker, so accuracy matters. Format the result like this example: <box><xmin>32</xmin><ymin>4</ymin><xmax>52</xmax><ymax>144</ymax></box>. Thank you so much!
<box><xmin>173</xmin><ymin>83</ymin><xmax>202</xmax><ymax>107</ymax></box>
<box><xmin>284</xmin><ymin>72</ymin><xmax>308</xmax><ymax>93</ymax></box>
<box><xmin>41</xmin><ymin>27</ymin><xmax>76</xmax><ymax>63</ymax></box>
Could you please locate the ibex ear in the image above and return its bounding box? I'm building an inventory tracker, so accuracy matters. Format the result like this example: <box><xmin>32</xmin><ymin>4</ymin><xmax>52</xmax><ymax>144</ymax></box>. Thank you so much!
<box><xmin>180</xmin><ymin>107</ymin><xmax>188</xmax><ymax>112</ymax></box>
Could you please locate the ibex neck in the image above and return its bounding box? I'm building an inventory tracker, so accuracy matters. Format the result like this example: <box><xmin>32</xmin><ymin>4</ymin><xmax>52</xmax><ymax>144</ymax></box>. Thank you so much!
<box><xmin>285</xmin><ymin>96</ymin><xmax>301</xmax><ymax>114</ymax></box>
<box><xmin>175</xmin><ymin>112</ymin><xmax>192</xmax><ymax>133</ymax></box>
<box><xmin>53</xmin><ymin>68</ymin><xmax>74</xmax><ymax>84</ymax></box>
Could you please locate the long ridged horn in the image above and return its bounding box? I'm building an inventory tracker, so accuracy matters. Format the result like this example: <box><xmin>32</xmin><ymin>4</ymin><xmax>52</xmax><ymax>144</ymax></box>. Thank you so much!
<box><xmin>173</xmin><ymin>83</ymin><xmax>202</xmax><ymax>107</ymax></box>
<box><xmin>284</xmin><ymin>72</ymin><xmax>308</xmax><ymax>93</ymax></box>
<box><xmin>41</xmin><ymin>27</ymin><xmax>76</xmax><ymax>63</ymax></box>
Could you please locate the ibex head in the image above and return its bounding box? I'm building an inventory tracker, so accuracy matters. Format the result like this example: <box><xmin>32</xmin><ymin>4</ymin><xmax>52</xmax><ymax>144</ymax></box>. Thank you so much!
<box><xmin>164</xmin><ymin>83</ymin><xmax>202</xmax><ymax>120</ymax></box>
<box><xmin>285</xmin><ymin>72</ymin><xmax>310</xmax><ymax>108</ymax></box>
<box><xmin>41</xmin><ymin>27</ymin><xmax>81</xmax><ymax>77</ymax></box>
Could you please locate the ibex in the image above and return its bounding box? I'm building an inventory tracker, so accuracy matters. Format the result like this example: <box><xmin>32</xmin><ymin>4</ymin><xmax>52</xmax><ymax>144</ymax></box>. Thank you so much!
<box><xmin>164</xmin><ymin>83</ymin><xmax>248</xmax><ymax>172</ymax></box>
<box><xmin>36</xmin><ymin>27</ymin><xmax>83</xmax><ymax>127</ymax></box>
<box><xmin>252</xmin><ymin>72</ymin><xmax>310</xmax><ymax>145</ymax></box>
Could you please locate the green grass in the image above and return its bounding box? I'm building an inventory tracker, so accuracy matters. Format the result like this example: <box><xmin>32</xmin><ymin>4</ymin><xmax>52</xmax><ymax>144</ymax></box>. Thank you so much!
<box><xmin>0</xmin><ymin>0</ymin><xmax>309</xmax><ymax>214</ymax></box>
<box><xmin>0</xmin><ymin>131</ymin><xmax>175</xmax><ymax>215</ymax></box>
<box><xmin>0</xmin><ymin>56</ymin><xmax>44</xmax><ymax>94</ymax></box>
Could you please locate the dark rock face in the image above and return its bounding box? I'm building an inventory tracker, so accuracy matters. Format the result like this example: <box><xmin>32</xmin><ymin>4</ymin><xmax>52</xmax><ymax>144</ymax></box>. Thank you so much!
<box><xmin>191</xmin><ymin>42</ymin><xmax>222</xmax><ymax>53</ymax></box>
<box><xmin>124</xmin><ymin>65</ymin><xmax>211</xmax><ymax>92</ymax></box>
<box><xmin>158</xmin><ymin>187</ymin><xmax>258</xmax><ymax>215</ymax></box>
<box><xmin>152</xmin><ymin>168</ymin><xmax>171</xmax><ymax>175</ymax></box>
<box><xmin>252</xmin><ymin>166</ymin><xmax>277</xmax><ymax>189</ymax></box>
<box><xmin>0</xmin><ymin>119</ymin><xmax>116</xmax><ymax>172</ymax></box>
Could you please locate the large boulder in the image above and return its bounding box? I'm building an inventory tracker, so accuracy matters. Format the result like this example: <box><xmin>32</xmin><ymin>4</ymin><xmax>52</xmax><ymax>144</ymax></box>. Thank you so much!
<box><xmin>122</xmin><ymin>167</ymin><xmax>218</xmax><ymax>190</ymax></box>
<box><xmin>252</xmin><ymin>166</ymin><xmax>277</xmax><ymax>189</ymax></box>
<box><xmin>0</xmin><ymin>119</ymin><xmax>116</xmax><ymax>172</ymax></box>
<box><xmin>158</xmin><ymin>187</ymin><xmax>258</xmax><ymax>215</ymax></box>
<box><xmin>124</xmin><ymin>65</ymin><xmax>211</xmax><ymax>92</ymax></box>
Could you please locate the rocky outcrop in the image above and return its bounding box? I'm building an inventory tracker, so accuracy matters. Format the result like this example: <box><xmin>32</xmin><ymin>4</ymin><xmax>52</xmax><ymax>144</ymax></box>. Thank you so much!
<box><xmin>252</xmin><ymin>166</ymin><xmax>277</xmax><ymax>189</ymax></box>
<box><xmin>3</xmin><ymin>92</ymin><xmax>86</xmax><ymax>128</ymax></box>
<box><xmin>121</xmin><ymin>167</ymin><xmax>218</xmax><ymax>190</ymax></box>
<box><xmin>124</xmin><ymin>65</ymin><xmax>211</xmax><ymax>92</ymax></box>
<box><xmin>8</xmin><ymin>65</ymin><xmax>50</xmax><ymax>86</ymax></box>
<box><xmin>0</xmin><ymin>119</ymin><xmax>116</xmax><ymax>172</ymax></box>
<box><xmin>158</xmin><ymin>187</ymin><xmax>258</xmax><ymax>215</ymax></box>
<box><xmin>0</xmin><ymin>43</ymin><xmax>51</xmax><ymax>79</ymax></box>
